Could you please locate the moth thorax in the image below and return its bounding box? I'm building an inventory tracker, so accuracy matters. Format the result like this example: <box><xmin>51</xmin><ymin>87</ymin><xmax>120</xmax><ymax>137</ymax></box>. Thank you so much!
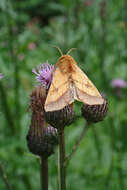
<box><xmin>58</xmin><ymin>55</ymin><xmax>76</xmax><ymax>73</ymax></box>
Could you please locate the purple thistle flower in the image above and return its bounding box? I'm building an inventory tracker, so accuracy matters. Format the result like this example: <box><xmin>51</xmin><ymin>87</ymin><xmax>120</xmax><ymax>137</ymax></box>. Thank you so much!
<box><xmin>111</xmin><ymin>78</ymin><xmax>126</xmax><ymax>88</ymax></box>
<box><xmin>0</xmin><ymin>73</ymin><xmax>3</xmax><ymax>80</ymax></box>
<box><xmin>32</xmin><ymin>61</ymin><xmax>54</xmax><ymax>88</ymax></box>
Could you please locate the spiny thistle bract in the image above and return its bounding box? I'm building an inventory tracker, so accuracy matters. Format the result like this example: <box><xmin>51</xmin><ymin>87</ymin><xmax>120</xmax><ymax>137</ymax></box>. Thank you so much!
<box><xmin>27</xmin><ymin>122</ymin><xmax>58</xmax><ymax>157</ymax></box>
<box><xmin>45</xmin><ymin>104</ymin><xmax>75</xmax><ymax>129</ymax></box>
<box><xmin>81</xmin><ymin>98</ymin><xmax>108</xmax><ymax>123</ymax></box>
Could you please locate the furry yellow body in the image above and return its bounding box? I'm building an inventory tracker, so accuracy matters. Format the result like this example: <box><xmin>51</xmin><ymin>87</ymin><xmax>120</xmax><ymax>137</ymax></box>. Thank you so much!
<box><xmin>44</xmin><ymin>55</ymin><xmax>103</xmax><ymax>112</ymax></box>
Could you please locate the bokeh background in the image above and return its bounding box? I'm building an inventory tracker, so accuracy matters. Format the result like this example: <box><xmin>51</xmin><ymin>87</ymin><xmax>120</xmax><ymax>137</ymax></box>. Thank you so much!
<box><xmin>0</xmin><ymin>0</ymin><xmax>127</xmax><ymax>189</ymax></box>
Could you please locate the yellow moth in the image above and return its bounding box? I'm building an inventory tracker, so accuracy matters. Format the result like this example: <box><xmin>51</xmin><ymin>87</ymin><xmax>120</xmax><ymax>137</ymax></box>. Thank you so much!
<box><xmin>44</xmin><ymin>49</ymin><xmax>104</xmax><ymax>112</ymax></box>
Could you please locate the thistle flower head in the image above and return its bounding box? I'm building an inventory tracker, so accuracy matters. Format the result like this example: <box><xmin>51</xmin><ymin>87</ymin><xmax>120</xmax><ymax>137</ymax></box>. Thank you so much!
<box><xmin>0</xmin><ymin>73</ymin><xmax>3</xmax><ymax>80</ymax></box>
<box><xmin>84</xmin><ymin>0</ymin><xmax>93</xmax><ymax>6</ymax></box>
<box><xmin>27</xmin><ymin>86</ymin><xmax>58</xmax><ymax>157</ymax></box>
<box><xmin>111</xmin><ymin>78</ymin><xmax>126</xmax><ymax>88</ymax></box>
<box><xmin>27</xmin><ymin>120</ymin><xmax>58</xmax><ymax>157</ymax></box>
<box><xmin>32</xmin><ymin>61</ymin><xmax>54</xmax><ymax>89</ymax></box>
<box><xmin>45</xmin><ymin>104</ymin><xmax>74</xmax><ymax>129</ymax></box>
<box><xmin>81</xmin><ymin>99</ymin><xmax>108</xmax><ymax>123</ymax></box>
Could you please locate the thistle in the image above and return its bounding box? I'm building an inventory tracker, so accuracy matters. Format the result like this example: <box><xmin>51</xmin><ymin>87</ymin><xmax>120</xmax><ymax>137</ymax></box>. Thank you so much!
<box><xmin>81</xmin><ymin>98</ymin><xmax>108</xmax><ymax>123</ymax></box>
<box><xmin>111</xmin><ymin>78</ymin><xmax>126</xmax><ymax>88</ymax></box>
<box><xmin>27</xmin><ymin>121</ymin><xmax>58</xmax><ymax>157</ymax></box>
<box><xmin>32</xmin><ymin>61</ymin><xmax>75</xmax><ymax>129</ymax></box>
<box><xmin>0</xmin><ymin>73</ymin><xmax>3</xmax><ymax>80</ymax></box>
<box><xmin>32</xmin><ymin>61</ymin><xmax>54</xmax><ymax>91</ymax></box>
<box><xmin>32</xmin><ymin>59</ymin><xmax>74</xmax><ymax>190</ymax></box>
<box><xmin>111</xmin><ymin>78</ymin><xmax>126</xmax><ymax>98</ymax></box>
<box><xmin>45</xmin><ymin>104</ymin><xmax>74</xmax><ymax>129</ymax></box>
<box><xmin>26</xmin><ymin>85</ymin><xmax>58</xmax><ymax>158</ymax></box>
<box><xmin>27</xmin><ymin>63</ymin><xmax>60</xmax><ymax>190</ymax></box>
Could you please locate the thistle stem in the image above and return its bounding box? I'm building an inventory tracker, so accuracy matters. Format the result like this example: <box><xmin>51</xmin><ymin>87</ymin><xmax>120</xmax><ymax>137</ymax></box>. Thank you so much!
<box><xmin>92</xmin><ymin>127</ymin><xmax>101</xmax><ymax>160</ymax></box>
<box><xmin>58</xmin><ymin>128</ymin><xmax>66</xmax><ymax>190</ymax></box>
<box><xmin>55</xmin><ymin>146</ymin><xmax>61</xmax><ymax>190</ymax></box>
<box><xmin>99</xmin><ymin>0</ymin><xmax>108</xmax><ymax>89</ymax></box>
<box><xmin>65</xmin><ymin>122</ymin><xmax>89</xmax><ymax>165</ymax></box>
<box><xmin>0</xmin><ymin>161</ymin><xmax>12</xmax><ymax>190</ymax></box>
<box><xmin>40</xmin><ymin>157</ymin><xmax>48</xmax><ymax>190</ymax></box>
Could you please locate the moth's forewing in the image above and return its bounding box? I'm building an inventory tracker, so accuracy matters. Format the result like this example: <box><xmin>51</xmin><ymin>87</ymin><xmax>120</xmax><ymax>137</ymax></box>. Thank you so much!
<box><xmin>44</xmin><ymin>66</ymin><xmax>73</xmax><ymax>112</ymax></box>
<box><xmin>72</xmin><ymin>64</ymin><xmax>104</xmax><ymax>105</ymax></box>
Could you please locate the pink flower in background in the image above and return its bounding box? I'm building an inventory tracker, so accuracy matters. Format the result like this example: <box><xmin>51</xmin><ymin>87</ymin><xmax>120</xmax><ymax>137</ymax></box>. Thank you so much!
<box><xmin>111</xmin><ymin>78</ymin><xmax>126</xmax><ymax>98</ymax></box>
<box><xmin>28</xmin><ymin>42</ymin><xmax>36</xmax><ymax>50</ymax></box>
<box><xmin>111</xmin><ymin>78</ymin><xmax>126</xmax><ymax>88</ymax></box>
<box><xmin>18</xmin><ymin>53</ymin><xmax>24</xmax><ymax>61</ymax></box>
<box><xmin>27</xmin><ymin>17</ymin><xmax>39</xmax><ymax>29</ymax></box>
<box><xmin>84</xmin><ymin>0</ymin><xmax>93</xmax><ymax>6</ymax></box>
<box><xmin>0</xmin><ymin>73</ymin><xmax>3</xmax><ymax>80</ymax></box>
<box><xmin>32</xmin><ymin>61</ymin><xmax>54</xmax><ymax>88</ymax></box>
<box><xmin>1</xmin><ymin>42</ymin><xmax>7</xmax><ymax>48</ymax></box>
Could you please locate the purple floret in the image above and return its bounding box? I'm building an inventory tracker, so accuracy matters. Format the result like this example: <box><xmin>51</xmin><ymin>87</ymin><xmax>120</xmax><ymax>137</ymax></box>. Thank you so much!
<box><xmin>111</xmin><ymin>78</ymin><xmax>126</xmax><ymax>88</ymax></box>
<box><xmin>32</xmin><ymin>61</ymin><xmax>54</xmax><ymax>88</ymax></box>
<box><xmin>0</xmin><ymin>73</ymin><xmax>3</xmax><ymax>80</ymax></box>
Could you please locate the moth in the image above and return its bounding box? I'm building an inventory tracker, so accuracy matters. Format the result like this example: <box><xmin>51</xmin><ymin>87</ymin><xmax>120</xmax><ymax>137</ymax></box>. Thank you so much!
<box><xmin>44</xmin><ymin>49</ymin><xmax>104</xmax><ymax>112</ymax></box>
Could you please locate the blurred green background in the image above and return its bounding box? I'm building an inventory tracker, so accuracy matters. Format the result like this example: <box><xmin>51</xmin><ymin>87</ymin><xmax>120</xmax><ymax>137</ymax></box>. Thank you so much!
<box><xmin>0</xmin><ymin>0</ymin><xmax>127</xmax><ymax>189</ymax></box>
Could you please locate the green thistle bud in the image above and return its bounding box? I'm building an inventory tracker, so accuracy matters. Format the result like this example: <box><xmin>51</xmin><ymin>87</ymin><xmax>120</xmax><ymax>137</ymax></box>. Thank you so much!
<box><xmin>26</xmin><ymin>86</ymin><xmax>58</xmax><ymax>157</ymax></box>
<box><xmin>81</xmin><ymin>98</ymin><xmax>108</xmax><ymax>123</ymax></box>
<box><xmin>27</xmin><ymin>121</ymin><xmax>58</xmax><ymax>157</ymax></box>
<box><xmin>45</xmin><ymin>104</ymin><xmax>74</xmax><ymax>129</ymax></box>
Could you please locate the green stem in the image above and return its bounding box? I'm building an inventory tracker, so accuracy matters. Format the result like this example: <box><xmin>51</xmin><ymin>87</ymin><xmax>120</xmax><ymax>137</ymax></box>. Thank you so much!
<box><xmin>58</xmin><ymin>128</ymin><xmax>66</xmax><ymax>190</ymax></box>
<box><xmin>6</xmin><ymin>3</ymin><xmax>21</xmax><ymax>131</ymax></box>
<box><xmin>65</xmin><ymin>121</ymin><xmax>89</xmax><ymax>165</ymax></box>
<box><xmin>104</xmin><ymin>157</ymin><xmax>113</xmax><ymax>189</ymax></box>
<box><xmin>0</xmin><ymin>161</ymin><xmax>12</xmax><ymax>190</ymax></box>
<box><xmin>92</xmin><ymin>127</ymin><xmax>101</xmax><ymax>160</ymax></box>
<box><xmin>8</xmin><ymin>24</ymin><xmax>20</xmax><ymax>128</ymax></box>
<box><xmin>109</xmin><ymin>117</ymin><xmax>125</xmax><ymax>189</ymax></box>
<box><xmin>99</xmin><ymin>0</ymin><xmax>108</xmax><ymax>89</ymax></box>
<box><xmin>55</xmin><ymin>146</ymin><xmax>61</xmax><ymax>190</ymax></box>
<box><xmin>0</xmin><ymin>82</ymin><xmax>15</xmax><ymax>132</ymax></box>
<box><xmin>40</xmin><ymin>157</ymin><xmax>48</xmax><ymax>190</ymax></box>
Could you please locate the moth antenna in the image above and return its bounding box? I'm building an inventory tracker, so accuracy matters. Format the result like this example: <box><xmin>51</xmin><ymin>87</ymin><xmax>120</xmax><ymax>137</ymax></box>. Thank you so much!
<box><xmin>53</xmin><ymin>46</ymin><xmax>63</xmax><ymax>56</ymax></box>
<box><xmin>67</xmin><ymin>48</ymin><xmax>77</xmax><ymax>55</ymax></box>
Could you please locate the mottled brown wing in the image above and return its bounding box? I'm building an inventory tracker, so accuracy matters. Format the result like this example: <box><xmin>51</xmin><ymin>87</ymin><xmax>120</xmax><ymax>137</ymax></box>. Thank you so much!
<box><xmin>72</xmin><ymin>64</ymin><xmax>104</xmax><ymax>105</ymax></box>
<box><xmin>44</xmin><ymin>67</ymin><xmax>74</xmax><ymax>112</ymax></box>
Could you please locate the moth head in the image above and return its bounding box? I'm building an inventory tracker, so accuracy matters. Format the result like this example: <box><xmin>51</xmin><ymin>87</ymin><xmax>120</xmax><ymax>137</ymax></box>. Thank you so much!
<box><xmin>54</xmin><ymin>47</ymin><xmax>77</xmax><ymax>73</ymax></box>
<box><xmin>57</xmin><ymin>47</ymin><xmax>77</xmax><ymax>74</ymax></box>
